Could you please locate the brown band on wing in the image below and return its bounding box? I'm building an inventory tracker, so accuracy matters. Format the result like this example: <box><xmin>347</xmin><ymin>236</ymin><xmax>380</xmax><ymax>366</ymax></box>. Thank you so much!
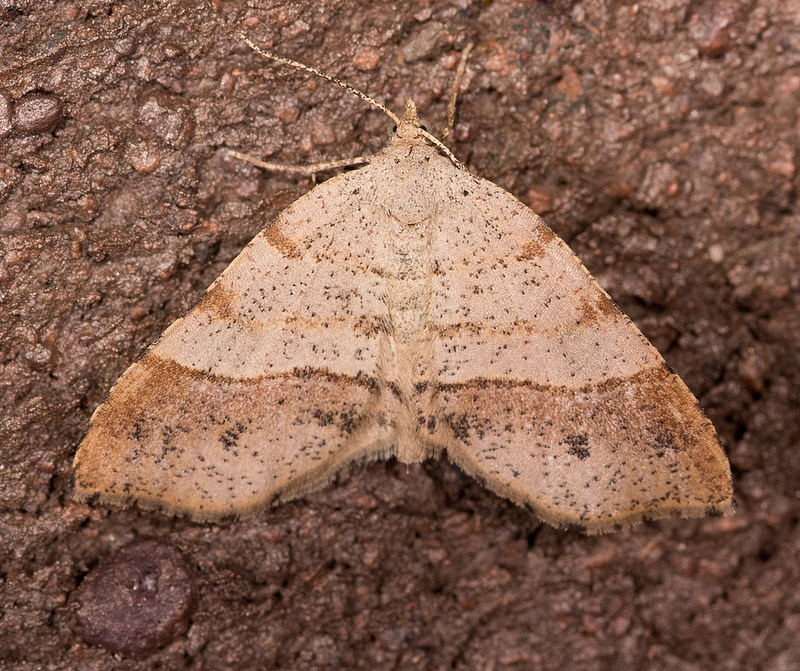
<box><xmin>515</xmin><ymin>227</ymin><xmax>557</xmax><ymax>261</ymax></box>
<box><xmin>195</xmin><ymin>284</ymin><xmax>239</xmax><ymax>322</ymax></box>
<box><xmin>264</xmin><ymin>222</ymin><xmax>302</xmax><ymax>259</ymax></box>
<box><xmin>140</xmin><ymin>353</ymin><xmax>381</xmax><ymax>389</ymax></box>
<box><xmin>577</xmin><ymin>290</ymin><xmax>623</xmax><ymax>324</ymax></box>
<box><xmin>439</xmin><ymin>362</ymin><xmax>670</xmax><ymax>396</ymax></box>
<box><xmin>73</xmin><ymin>354</ymin><xmax>387</xmax><ymax>520</ymax></box>
<box><xmin>439</xmin><ymin>364</ymin><xmax>733</xmax><ymax>533</ymax></box>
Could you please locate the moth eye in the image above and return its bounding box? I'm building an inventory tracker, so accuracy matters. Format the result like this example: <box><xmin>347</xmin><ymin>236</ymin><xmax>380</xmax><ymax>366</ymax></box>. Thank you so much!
<box><xmin>386</xmin><ymin>119</ymin><xmax>434</xmax><ymax>136</ymax></box>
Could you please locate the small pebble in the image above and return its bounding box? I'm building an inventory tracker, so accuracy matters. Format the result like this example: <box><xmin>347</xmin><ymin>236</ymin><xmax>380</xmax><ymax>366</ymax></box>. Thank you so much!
<box><xmin>138</xmin><ymin>90</ymin><xmax>194</xmax><ymax>147</ymax></box>
<box><xmin>0</xmin><ymin>91</ymin><xmax>12</xmax><ymax>138</ymax></box>
<box><xmin>282</xmin><ymin>18</ymin><xmax>310</xmax><ymax>41</ymax></box>
<box><xmin>24</xmin><ymin>343</ymin><xmax>55</xmax><ymax>371</ymax></box>
<box><xmin>311</xmin><ymin>120</ymin><xmax>336</xmax><ymax>145</ymax></box>
<box><xmin>401</xmin><ymin>21</ymin><xmax>444</xmax><ymax>63</ymax></box>
<box><xmin>0</xmin><ymin>203</ymin><xmax>26</xmax><ymax>231</ymax></box>
<box><xmin>14</xmin><ymin>92</ymin><xmax>63</xmax><ymax>135</ymax></box>
<box><xmin>219</xmin><ymin>71</ymin><xmax>236</xmax><ymax>96</ymax></box>
<box><xmin>114</xmin><ymin>35</ymin><xmax>138</xmax><ymax>57</ymax></box>
<box><xmin>708</xmin><ymin>243</ymin><xmax>724</xmax><ymax>263</ymax></box>
<box><xmin>275</xmin><ymin>103</ymin><xmax>300</xmax><ymax>124</ymax></box>
<box><xmin>688</xmin><ymin>4</ymin><xmax>732</xmax><ymax>57</ymax></box>
<box><xmin>0</xmin><ymin>161</ymin><xmax>17</xmax><ymax>202</ymax></box>
<box><xmin>77</xmin><ymin>540</ymin><xmax>196</xmax><ymax>658</ymax></box>
<box><xmin>163</xmin><ymin>43</ymin><xmax>182</xmax><ymax>59</ymax></box>
<box><xmin>651</xmin><ymin>76</ymin><xmax>675</xmax><ymax>97</ymax></box>
<box><xmin>556</xmin><ymin>66</ymin><xmax>583</xmax><ymax>101</ymax></box>
<box><xmin>128</xmin><ymin>141</ymin><xmax>163</xmax><ymax>174</ymax></box>
<box><xmin>353</xmin><ymin>46</ymin><xmax>380</xmax><ymax>71</ymax></box>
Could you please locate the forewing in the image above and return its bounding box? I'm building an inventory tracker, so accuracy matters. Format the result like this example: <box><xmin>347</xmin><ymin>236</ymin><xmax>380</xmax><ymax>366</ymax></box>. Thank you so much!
<box><xmin>73</xmin><ymin>168</ymin><xmax>398</xmax><ymax>520</ymax></box>
<box><xmin>432</xmin><ymin>172</ymin><xmax>733</xmax><ymax>532</ymax></box>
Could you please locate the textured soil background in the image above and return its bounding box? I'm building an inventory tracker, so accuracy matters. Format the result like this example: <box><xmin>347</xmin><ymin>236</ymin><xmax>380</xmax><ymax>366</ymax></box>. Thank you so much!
<box><xmin>1</xmin><ymin>0</ymin><xmax>799</xmax><ymax>669</ymax></box>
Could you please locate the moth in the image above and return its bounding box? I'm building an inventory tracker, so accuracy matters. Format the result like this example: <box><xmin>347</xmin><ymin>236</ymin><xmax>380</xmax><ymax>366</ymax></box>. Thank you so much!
<box><xmin>73</xmin><ymin>38</ymin><xmax>733</xmax><ymax>533</ymax></box>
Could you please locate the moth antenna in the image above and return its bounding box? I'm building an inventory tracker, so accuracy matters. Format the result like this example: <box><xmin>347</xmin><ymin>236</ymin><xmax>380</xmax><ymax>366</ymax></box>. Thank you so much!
<box><xmin>441</xmin><ymin>42</ymin><xmax>474</xmax><ymax>140</ymax></box>
<box><xmin>238</xmin><ymin>33</ymin><xmax>401</xmax><ymax>126</ymax></box>
<box><xmin>418</xmin><ymin>127</ymin><xmax>465</xmax><ymax>170</ymax></box>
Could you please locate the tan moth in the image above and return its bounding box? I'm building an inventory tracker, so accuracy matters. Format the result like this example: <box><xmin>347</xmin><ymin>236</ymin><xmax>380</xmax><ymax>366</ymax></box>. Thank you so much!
<box><xmin>73</xmin><ymin>38</ymin><xmax>733</xmax><ymax>533</ymax></box>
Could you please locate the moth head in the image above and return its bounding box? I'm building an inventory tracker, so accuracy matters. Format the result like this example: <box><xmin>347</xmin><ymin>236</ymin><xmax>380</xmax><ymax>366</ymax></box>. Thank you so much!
<box><xmin>387</xmin><ymin>102</ymin><xmax>433</xmax><ymax>139</ymax></box>
<box><xmin>392</xmin><ymin>99</ymin><xmax>429</xmax><ymax>141</ymax></box>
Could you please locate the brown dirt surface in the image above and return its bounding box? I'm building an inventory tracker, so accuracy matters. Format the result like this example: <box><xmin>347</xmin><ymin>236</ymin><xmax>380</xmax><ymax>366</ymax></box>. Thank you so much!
<box><xmin>1</xmin><ymin>0</ymin><xmax>798</xmax><ymax>669</ymax></box>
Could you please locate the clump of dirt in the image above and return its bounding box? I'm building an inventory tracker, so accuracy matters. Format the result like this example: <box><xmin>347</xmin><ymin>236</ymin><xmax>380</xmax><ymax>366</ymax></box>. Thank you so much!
<box><xmin>76</xmin><ymin>540</ymin><xmax>196</xmax><ymax>657</ymax></box>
